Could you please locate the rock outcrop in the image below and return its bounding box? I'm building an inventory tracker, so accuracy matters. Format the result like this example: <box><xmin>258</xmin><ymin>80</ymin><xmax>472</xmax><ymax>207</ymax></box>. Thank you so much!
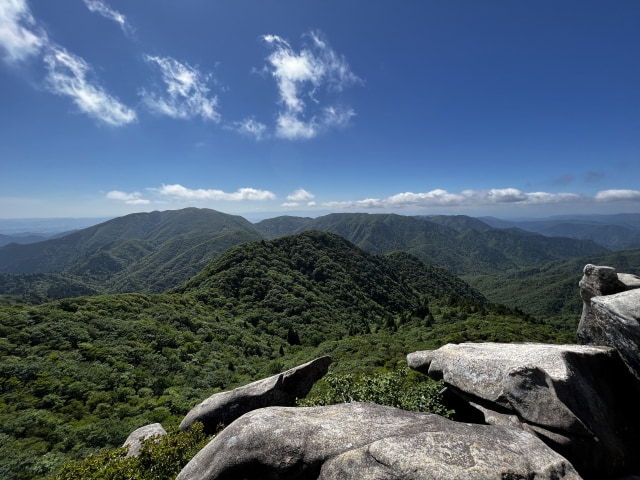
<box><xmin>122</xmin><ymin>423</ymin><xmax>167</xmax><ymax>458</ymax></box>
<box><xmin>577</xmin><ymin>264</ymin><xmax>640</xmax><ymax>381</ymax></box>
<box><xmin>176</xmin><ymin>402</ymin><xmax>579</xmax><ymax>480</ymax></box>
<box><xmin>180</xmin><ymin>356</ymin><xmax>331</xmax><ymax>433</ymax></box>
<box><xmin>408</xmin><ymin>342</ymin><xmax>640</xmax><ymax>478</ymax></box>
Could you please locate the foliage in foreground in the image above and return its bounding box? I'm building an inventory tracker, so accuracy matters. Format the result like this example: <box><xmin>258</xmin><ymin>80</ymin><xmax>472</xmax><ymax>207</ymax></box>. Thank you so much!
<box><xmin>55</xmin><ymin>368</ymin><xmax>452</xmax><ymax>480</ymax></box>
<box><xmin>299</xmin><ymin>367</ymin><xmax>454</xmax><ymax>419</ymax></box>
<box><xmin>51</xmin><ymin>422</ymin><xmax>210</xmax><ymax>480</ymax></box>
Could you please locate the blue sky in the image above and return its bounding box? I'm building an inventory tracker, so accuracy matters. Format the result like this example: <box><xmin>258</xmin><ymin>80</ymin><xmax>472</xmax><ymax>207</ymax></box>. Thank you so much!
<box><xmin>1</xmin><ymin>0</ymin><xmax>639</xmax><ymax>220</ymax></box>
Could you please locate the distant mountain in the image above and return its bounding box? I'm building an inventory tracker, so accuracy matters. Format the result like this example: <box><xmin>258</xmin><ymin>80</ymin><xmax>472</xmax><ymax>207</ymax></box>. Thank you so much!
<box><xmin>419</xmin><ymin>214</ymin><xmax>495</xmax><ymax>232</ymax></box>
<box><xmin>480</xmin><ymin>214</ymin><xmax>640</xmax><ymax>250</ymax></box>
<box><xmin>0</xmin><ymin>208</ymin><xmax>261</xmax><ymax>295</ymax></box>
<box><xmin>253</xmin><ymin>215</ymin><xmax>313</xmax><ymax>238</ymax></box>
<box><xmin>289</xmin><ymin>213</ymin><xmax>607</xmax><ymax>275</ymax></box>
<box><xmin>0</xmin><ymin>209</ymin><xmax>612</xmax><ymax>300</ymax></box>
<box><xmin>0</xmin><ymin>233</ymin><xmax>50</xmax><ymax>247</ymax></box>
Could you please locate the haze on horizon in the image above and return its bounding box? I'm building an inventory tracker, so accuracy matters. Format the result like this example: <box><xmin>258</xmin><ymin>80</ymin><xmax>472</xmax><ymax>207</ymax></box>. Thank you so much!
<box><xmin>1</xmin><ymin>1</ymin><xmax>639</xmax><ymax>220</ymax></box>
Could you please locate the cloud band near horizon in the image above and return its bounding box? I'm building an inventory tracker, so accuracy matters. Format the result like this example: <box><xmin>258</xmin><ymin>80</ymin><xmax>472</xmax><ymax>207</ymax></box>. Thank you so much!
<box><xmin>105</xmin><ymin>186</ymin><xmax>640</xmax><ymax>210</ymax></box>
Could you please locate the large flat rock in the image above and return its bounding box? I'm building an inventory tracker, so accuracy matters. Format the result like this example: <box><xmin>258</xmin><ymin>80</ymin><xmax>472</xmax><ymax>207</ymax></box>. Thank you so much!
<box><xmin>176</xmin><ymin>402</ymin><xmax>579</xmax><ymax>480</ymax></box>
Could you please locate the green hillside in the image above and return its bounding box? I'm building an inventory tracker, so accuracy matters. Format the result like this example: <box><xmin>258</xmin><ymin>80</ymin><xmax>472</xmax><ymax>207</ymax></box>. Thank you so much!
<box><xmin>0</xmin><ymin>231</ymin><xmax>573</xmax><ymax>479</ymax></box>
<box><xmin>0</xmin><ymin>273</ymin><xmax>100</xmax><ymax>305</ymax></box>
<box><xmin>296</xmin><ymin>213</ymin><xmax>607</xmax><ymax>275</ymax></box>
<box><xmin>465</xmin><ymin>248</ymin><xmax>640</xmax><ymax>328</ymax></box>
<box><xmin>253</xmin><ymin>215</ymin><xmax>313</xmax><ymax>239</ymax></box>
<box><xmin>173</xmin><ymin>231</ymin><xmax>485</xmax><ymax>344</ymax></box>
<box><xmin>0</xmin><ymin>209</ymin><xmax>261</xmax><ymax>297</ymax></box>
<box><xmin>480</xmin><ymin>213</ymin><xmax>640</xmax><ymax>250</ymax></box>
<box><xmin>0</xmin><ymin>210</ymin><xmax>610</xmax><ymax>302</ymax></box>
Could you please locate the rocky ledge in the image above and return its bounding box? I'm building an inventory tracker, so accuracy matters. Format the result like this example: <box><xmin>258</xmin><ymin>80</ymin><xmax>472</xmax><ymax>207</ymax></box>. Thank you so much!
<box><xmin>125</xmin><ymin>264</ymin><xmax>640</xmax><ymax>479</ymax></box>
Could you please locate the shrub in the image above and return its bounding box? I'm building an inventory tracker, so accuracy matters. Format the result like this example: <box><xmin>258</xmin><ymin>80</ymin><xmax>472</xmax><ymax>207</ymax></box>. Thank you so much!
<box><xmin>51</xmin><ymin>422</ymin><xmax>210</xmax><ymax>480</ymax></box>
<box><xmin>298</xmin><ymin>367</ymin><xmax>454</xmax><ymax>418</ymax></box>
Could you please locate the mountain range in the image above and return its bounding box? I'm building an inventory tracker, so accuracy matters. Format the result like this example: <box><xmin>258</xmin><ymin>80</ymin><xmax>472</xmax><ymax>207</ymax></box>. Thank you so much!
<box><xmin>2</xmin><ymin>207</ymin><xmax>639</xmax><ymax>332</ymax></box>
<box><xmin>479</xmin><ymin>213</ymin><xmax>640</xmax><ymax>250</ymax></box>
<box><xmin>0</xmin><ymin>209</ymin><xmax>610</xmax><ymax>299</ymax></box>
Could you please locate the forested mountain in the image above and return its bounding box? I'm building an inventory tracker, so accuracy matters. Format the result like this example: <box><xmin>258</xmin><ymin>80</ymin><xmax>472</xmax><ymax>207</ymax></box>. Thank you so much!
<box><xmin>420</xmin><ymin>214</ymin><xmax>496</xmax><ymax>232</ymax></box>
<box><xmin>0</xmin><ymin>233</ymin><xmax>51</xmax><ymax>247</ymax></box>
<box><xmin>173</xmin><ymin>231</ymin><xmax>484</xmax><ymax>343</ymax></box>
<box><xmin>480</xmin><ymin>213</ymin><xmax>640</xmax><ymax>250</ymax></box>
<box><xmin>253</xmin><ymin>215</ymin><xmax>313</xmax><ymax>239</ymax></box>
<box><xmin>0</xmin><ymin>209</ymin><xmax>262</xmax><ymax>296</ymax></box>
<box><xmin>293</xmin><ymin>213</ymin><xmax>607</xmax><ymax>275</ymax></box>
<box><xmin>0</xmin><ymin>209</ymin><xmax>611</xmax><ymax>303</ymax></box>
<box><xmin>0</xmin><ymin>230</ymin><xmax>572</xmax><ymax>479</ymax></box>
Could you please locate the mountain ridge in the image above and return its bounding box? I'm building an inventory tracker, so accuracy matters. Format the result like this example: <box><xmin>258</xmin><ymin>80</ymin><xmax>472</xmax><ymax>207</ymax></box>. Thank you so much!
<box><xmin>0</xmin><ymin>209</ymin><xmax>611</xmax><ymax>301</ymax></box>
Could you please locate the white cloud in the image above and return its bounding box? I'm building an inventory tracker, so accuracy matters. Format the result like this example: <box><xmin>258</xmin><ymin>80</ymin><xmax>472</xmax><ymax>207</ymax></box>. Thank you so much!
<box><xmin>43</xmin><ymin>46</ymin><xmax>137</xmax><ymax>126</ymax></box>
<box><xmin>106</xmin><ymin>190</ymin><xmax>150</xmax><ymax>205</ymax></box>
<box><xmin>0</xmin><ymin>0</ymin><xmax>46</xmax><ymax>63</ymax></box>
<box><xmin>140</xmin><ymin>55</ymin><xmax>220</xmax><ymax>122</ymax></box>
<box><xmin>261</xmin><ymin>31</ymin><xmax>360</xmax><ymax>140</ymax></box>
<box><xmin>275</xmin><ymin>113</ymin><xmax>317</xmax><ymax>140</ymax></box>
<box><xmin>233</xmin><ymin>117</ymin><xmax>268</xmax><ymax>140</ymax></box>
<box><xmin>594</xmin><ymin>189</ymin><xmax>640</xmax><ymax>202</ymax></box>
<box><xmin>0</xmin><ymin>1</ymin><xmax>136</xmax><ymax>126</ymax></box>
<box><xmin>282</xmin><ymin>188</ymin><xmax>316</xmax><ymax>207</ymax></box>
<box><xmin>83</xmin><ymin>0</ymin><xmax>132</xmax><ymax>35</ymax></box>
<box><xmin>324</xmin><ymin>188</ymin><xmax>584</xmax><ymax>210</ymax></box>
<box><xmin>287</xmin><ymin>188</ymin><xmax>315</xmax><ymax>202</ymax></box>
<box><xmin>158</xmin><ymin>184</ymin><xmax>275</xmax><ymax>201</ymax></box>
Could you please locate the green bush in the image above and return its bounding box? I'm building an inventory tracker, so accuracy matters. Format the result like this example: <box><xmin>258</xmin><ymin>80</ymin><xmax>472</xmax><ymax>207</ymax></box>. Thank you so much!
<box><xmin>299</xmin><ymin>367</ymin><xmax>454</xmax><ymax>418</ymax></box>
<box><xmin>51</xmin><ymin>422</ymin><xmax>210</xmax><ymax>480</ymax></box>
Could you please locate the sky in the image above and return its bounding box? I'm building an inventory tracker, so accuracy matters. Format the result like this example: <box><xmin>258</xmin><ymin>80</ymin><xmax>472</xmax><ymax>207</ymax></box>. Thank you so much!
<box><xmin>1</xmin><ymin>0</ymin><xmax>639</xmax><ymax>221</ymax></box>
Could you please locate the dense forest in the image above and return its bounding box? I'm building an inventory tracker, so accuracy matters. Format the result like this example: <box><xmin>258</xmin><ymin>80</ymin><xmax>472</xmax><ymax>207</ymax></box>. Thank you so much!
<box><xmin>0</xmin><ymin>230</ymin><xmax>580</xmax><ymax>479</ymax></box>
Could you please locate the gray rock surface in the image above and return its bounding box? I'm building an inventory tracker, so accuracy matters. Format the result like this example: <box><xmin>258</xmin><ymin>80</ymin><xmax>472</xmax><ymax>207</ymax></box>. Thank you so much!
<box><xmin>319</xmin><ymin>422</ymin><xmax>579</xmax><ymax>480</ymax></box>
<box><xmin>122</xmin><ymin>423</ymin><xmax>166</xmax><ymax>458</ymax></box>
<box><xmin>180</xmin><ymin>356</ymin><xmax>331</xmax><ymax>433</ymax></box>
<box><xmin>408</xmin><ymin>342</ymin><xmax>640</xmax><ymax>478</ymax></box>
<box><xmin>176</xmin><ymin>402</ymin><xmax>579</xmax><ymax>480</ymax></box>
<box><xmin>577</xmin><ymin>264</ymin><xmax>640</xmax><ymax>381</ymax></box>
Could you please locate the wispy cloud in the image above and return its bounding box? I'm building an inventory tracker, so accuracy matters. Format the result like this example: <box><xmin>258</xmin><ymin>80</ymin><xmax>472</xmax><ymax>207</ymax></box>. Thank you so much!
<box><xmin>82</xmin><ymin>0</ymin><xmax>133</xmax><ymax>35</ymax></box>
<box><xmin>585</xmin><ymin>171</ymin><xmax>605</xmax><ymax>183</ymax></box>
<box><xmin>140</xmin><ymin>55</ymin><xmax>220</xmax><ymax>122</ymax></box>
<box><xmin>261</xmin><ymin>31</ymin><xmax>360</xmax><ymax>140</ymax></box>
<box><xmin>232</xmin><ymin>117</ymin><xmax>268</xmax><ymax>140</ymax></box>
<box><xmin>0</xmin><ymin>0</ymin><xmax>46</xmax><ymax>63</ymax></box>
<box><xmin>44</xmin><ymin>46</ymin><xmax>137</xmax><ymax>126</ymax></box>
<box><xmin>282</xmin><ymin>188</ymin><xmax>315</xmax><ymax>207</ymax></box>
<box><xmin>1</xmin><ymin>0</ymin><xmax>136</xmax><ymax>126</ymax></box>
<box><xmin>106</xmin><ymin>190</ymin><xmax>150</xmax><ymax>205</ymax></box>
<box><xmin>552</xmin><ymin>174</ymin><xmax>574</xmax><ymax>186</ymax></box>
<box><xmin>158</xmin><ymin>184</ymin><xmax>275</xmax><ymax>201</ymax></box>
